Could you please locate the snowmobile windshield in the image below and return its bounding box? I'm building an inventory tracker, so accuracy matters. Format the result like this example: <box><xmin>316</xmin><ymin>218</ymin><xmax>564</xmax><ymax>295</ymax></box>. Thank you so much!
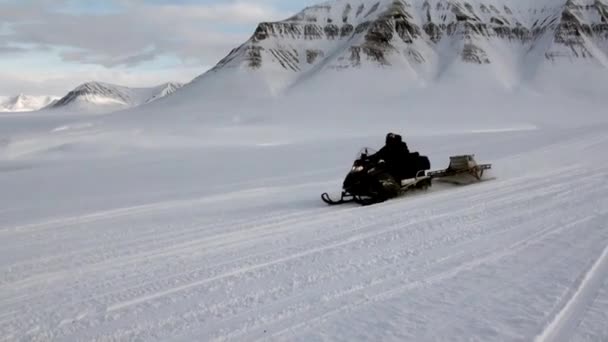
<box><xmin>356</xmin><ymin>147</ymin><xmax>377</xmax><ymax>160</ymax></box>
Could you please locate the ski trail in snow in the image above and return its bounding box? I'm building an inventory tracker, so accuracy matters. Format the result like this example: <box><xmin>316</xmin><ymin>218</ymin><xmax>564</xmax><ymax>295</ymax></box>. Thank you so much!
<box><xmin>106</xmin><ymin>170</ymin><xmax>570</xmax><ymax>311</ymax></box>
<box><xmin>105</xmin><ymin>203</ymin><xmax>473</xmax><ymax>313</ymax></box>
<box><xmin>259</xmin><ymin>213</ymin><xmax>606</xmax><ymax>342</ymax></box>
<box><xmin>535</xmin><ymin>239</ymin><xmax>608</xmax><ymax>342</ymax></box>
<box><xmin>4</xmin><ymin>163</ymin><xmax>605</xmax><ymax>341</ymax></box>
<box><xmin>0</xmin><ymin>180</ymin><xmax>332</xmax><ymax>236</ymax></box>
<box><xmin>3</xmin><ymin>126</ymin><xmax>608</xmax><ymax>341</ymax></box>
<box><xmin>175</xmin><ymin>170</ymin><xmax>608</xmax><ymax>341</ymax></box>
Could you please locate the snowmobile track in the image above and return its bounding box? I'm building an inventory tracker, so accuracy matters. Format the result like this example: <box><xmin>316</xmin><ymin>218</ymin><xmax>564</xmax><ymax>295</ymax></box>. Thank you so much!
<box><xmin>2</xmin><ymin>141</ymin><xmax>608</xmax><ymax>341</ymax></box>
<box><xmin>173</xmin><ymin>168</ymin><xmax>608</xmax><ymax>341</ymax></box>
<box><xmin>249</xmin><ymin>211</ymin><xmax>608</xmax><ymax>341</ymax></box>
<box><xmin>535</xmin><ymin>241</ymin><xmax>608</xmax><ymax>342</ymax></box>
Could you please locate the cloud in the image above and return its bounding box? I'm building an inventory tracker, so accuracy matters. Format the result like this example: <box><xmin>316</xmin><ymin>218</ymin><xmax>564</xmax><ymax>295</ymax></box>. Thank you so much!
<box><xmin>1</xmin><ymin>1</ymin><xmax>292</xmax><ymax>68</ymax></box>
<box><xmin>0</xmin><ymin>45</ymin><xmax>27</xmax><ymax>54</ymax></box>
<box><xmin>144</xmin><ymin>2</ymin><xmax>288</xmax><ymax>25</ymax></box>
<box><xmin>60</xmin><ymin>47</ymin><xmax>160</xmax><ymax>68</ymax></box>
<box><xmin>0</xmin><ymin>64</ymin><xmax>207</xmax><ymax>96</ymax></box>
<box><xmin>0</xmin><ymin>0</ymin><xmax>306</xmax><ymax>95</ymax></box>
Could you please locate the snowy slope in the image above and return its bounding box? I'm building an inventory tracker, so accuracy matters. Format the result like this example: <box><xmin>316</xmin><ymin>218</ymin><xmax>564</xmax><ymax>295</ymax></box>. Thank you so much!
<box><xmin>49</xmin><ymin>82</ymin><xmax>183</xmax><ymax>113</ymax></box>
<box><xmin>0</xmin><ymin>94</ymin><xmax>59</xmax><ymax>113</ymax></box>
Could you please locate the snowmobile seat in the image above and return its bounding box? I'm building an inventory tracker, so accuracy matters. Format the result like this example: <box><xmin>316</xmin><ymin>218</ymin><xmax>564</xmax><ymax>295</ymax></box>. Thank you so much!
<box><xmin>400</xmin><ymin>152</ymin><xmax>431</xmax><ymax>180</ymax></box>
<box><xmin>417</xmin><ymin>155</ymin><xmax>431</xmax><ymax>171</ymax></box>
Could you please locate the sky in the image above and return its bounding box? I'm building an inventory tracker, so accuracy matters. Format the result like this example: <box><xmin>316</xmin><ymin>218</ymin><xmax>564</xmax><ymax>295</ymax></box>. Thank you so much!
<box><xmin>0</xmin><ymin>0</ymin><xmax>314</xmax><ymax>96</ymax></box>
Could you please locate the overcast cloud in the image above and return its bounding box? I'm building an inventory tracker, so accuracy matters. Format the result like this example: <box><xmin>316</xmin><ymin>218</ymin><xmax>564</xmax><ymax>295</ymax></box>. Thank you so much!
<box><xmin>0</xmin><ymin>0</ymin><xmax>307</xmax><ymax>95</ymax></box>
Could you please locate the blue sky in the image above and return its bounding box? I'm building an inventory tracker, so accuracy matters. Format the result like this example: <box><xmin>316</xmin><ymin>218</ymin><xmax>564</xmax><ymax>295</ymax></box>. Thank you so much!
<box><xmin>0</xmin><ymin>0</ymin><xmax>314</xmax><ymax>95</ymax></box>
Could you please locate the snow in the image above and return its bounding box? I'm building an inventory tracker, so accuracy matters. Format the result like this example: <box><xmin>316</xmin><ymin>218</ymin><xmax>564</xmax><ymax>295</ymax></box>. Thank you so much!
<box><xmin>0</xmin><ymin>95</ymin><xmax>59</xmax><ymax>113</ymax></box>
<box><xmin>1</xmin><ymin>0</ymin><xmax>608</xmax><ymax>340</ymax></box>
<box><xmin>48</xmin><ymin>82</ymin><xmax>184</xmax><ymax>114</ymax></box>
<box><xmin>1</xmin><ymin>95</ymin><xmax>607</xmax><ymax>341</ymax></box>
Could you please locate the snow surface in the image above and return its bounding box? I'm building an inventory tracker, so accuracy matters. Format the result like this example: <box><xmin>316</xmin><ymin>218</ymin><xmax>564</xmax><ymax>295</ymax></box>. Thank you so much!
<box><xmin>1</xmin><ymin>0</ymin><xmax>608</xmax><ymax>339</ymax></box>
<box><xmin>1</xmin><ymin>92</ymin><xmax>607</xmax><ymax>341</ymax></box>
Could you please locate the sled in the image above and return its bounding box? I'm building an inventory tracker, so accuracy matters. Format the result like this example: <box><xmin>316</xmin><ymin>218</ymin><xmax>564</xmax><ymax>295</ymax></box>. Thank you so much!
<box><xmin>427</xmin><ymin>155</ymin><xmax>492</xmax><ymax>185</ymax></box>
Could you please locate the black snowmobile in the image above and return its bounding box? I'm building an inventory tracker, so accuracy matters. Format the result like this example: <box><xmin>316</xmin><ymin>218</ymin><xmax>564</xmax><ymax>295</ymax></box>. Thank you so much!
<box><xmin>321</xmin><ymin>150</ymin><xmax>492</xmax><ymax>206</ymax></box>
<box><xmin>321</xmin><ymin>148</ymin><xmax>433</xmax><ymax>206</ymax></box>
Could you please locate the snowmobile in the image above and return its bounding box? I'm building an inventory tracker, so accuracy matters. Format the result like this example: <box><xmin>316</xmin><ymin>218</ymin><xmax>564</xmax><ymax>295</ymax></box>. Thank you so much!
<box><xmin>321</xmin><ymin>149</ymin><xmax>492</xmax><ymax>206</ymax></box>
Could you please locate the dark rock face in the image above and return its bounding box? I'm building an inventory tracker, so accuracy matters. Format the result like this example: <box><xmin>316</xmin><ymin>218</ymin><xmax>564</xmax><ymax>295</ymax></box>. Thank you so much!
<box><xmin>212</xmin><ymin>0</ymin><xmax>608</xmax><ymax>73</ymax></box>
<box><xmin>423</xmin><ymin>22</ymin><xmax>443</xmax><ymax>43</ymax></box>
<box><xmin>462</xmin><ymin>43</ymin><xmax>491</xmax><ymax>64</ymax></box>
<box><xmin>365</xmin><ymin>20</ymin><xmax>394</xmax><ymax>46</ymax></box>
<box><xmin>356</xmin><ymin>4</ymin><xmax>366</xmax><ymax>17</ymax></box>
<box><xmin>548</xmin><ymin>0</ymin><xmax>608</xmax><ymax>60</ymax></box>
<box><xmin>324</xmin><ymin>24</ymin><xmax>341</xmax><ymax>39</ymax></box>
<box><xmin>247</xmin><ymin>46</ymin><xmax>264</xmax><ymax>69</ymax></box>
<box><xmin>349</xmin><ymin>46</ymin><xmax>362</xmax><ymax>67</ymax></box>
<box><xmin>268</xmin><ymin>49</ymin><xmax>301</xmax><ymax>71</ymax></box>
<box><xmin>343</xmin><ymin>4</ymin><xmax>352</xmax><ymax>23</ymax></box>
<box><xmin>341</xmin><ymin>24</ymin><xmax>355</xmax><ymax>37</ymax></box>
<box><xmin>307</xmin><ymin>49</ymin><xmax>325</xmax><ymax>64</ymax></box>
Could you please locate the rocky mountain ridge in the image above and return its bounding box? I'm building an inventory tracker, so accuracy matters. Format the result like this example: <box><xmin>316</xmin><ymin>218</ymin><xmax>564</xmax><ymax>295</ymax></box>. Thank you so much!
<box><xmin>209</xmin><ymin>0</ymin><xmax>608</xmax><ymax>76</ymax></box>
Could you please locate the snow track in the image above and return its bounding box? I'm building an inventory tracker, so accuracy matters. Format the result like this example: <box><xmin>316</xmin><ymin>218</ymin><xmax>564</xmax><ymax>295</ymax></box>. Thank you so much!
<box><xmin>535</xmin><ymin>241</ymin><xmax>608</xmax><ymax>342</ymax></box>
<box><xmin>0</xmin><ymin>146</ymin><xmax>608</xmax><ymax>341</ymax></box>
<box><xmin>1</xmin><ymin>126</ymin><xmax>608</xmax><ymax>341</ymax></box>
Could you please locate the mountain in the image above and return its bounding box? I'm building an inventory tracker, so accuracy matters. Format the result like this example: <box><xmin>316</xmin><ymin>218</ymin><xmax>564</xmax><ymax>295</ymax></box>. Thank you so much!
<box><xmin>182</xmin><ymin>0</ymin><xmax>608</xmax><ymax>99</ymax></box>
<box><xmin>144</xmin><ymin>82</ymin><xmax>183</xmax><ymax>104</ymax></box>
<box><xmin>93</xmin><ymin>0</ymin><xmax>608</xmax><ymax>130</ymax></box>
<box><xmin>0</xmin><ymin>94</ymin><xmax>59</xmax><ymax>112</ymax></box>
<box><xmin>50</xmin><ymin>82</ymin><xmax>184</xmax><ymax>113</ymax></box>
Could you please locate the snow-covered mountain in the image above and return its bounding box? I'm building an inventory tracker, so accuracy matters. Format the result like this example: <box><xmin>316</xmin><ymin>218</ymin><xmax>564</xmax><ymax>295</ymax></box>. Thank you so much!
<box><xmin>0</xmin><ymin>94</ymin><xmax>59</xmax><ymax>112</ymax></box>
<box><xmin>50</xmin><ymin>82</ymin><xmax>184</xmax><ymax>113</ymax></box>
<box><xmin>183</xmin><ymin>0</ymin><xmax>608</xmax><ymax>98</ymax></box>
<box><xmin>144</xmin><ymin>82</ymin><xmax>183</xmax><ymax>104</ymax></box>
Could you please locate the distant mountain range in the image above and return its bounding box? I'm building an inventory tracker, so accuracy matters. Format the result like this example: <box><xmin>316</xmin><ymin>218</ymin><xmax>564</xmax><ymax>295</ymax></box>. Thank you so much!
<box><xmin>0</xmin><ymin>82</ymin><xmax>183</xmax><ymax>114</ymax></box>
<box><xmin>49</xmin><ymin>82</ymin><xmax>184</xmax><ymax>113</ymax></box>
<box><xmin>0</xmin><ymin>95</ymin><xmax>59</xmax><ymax>113</ymax></box>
